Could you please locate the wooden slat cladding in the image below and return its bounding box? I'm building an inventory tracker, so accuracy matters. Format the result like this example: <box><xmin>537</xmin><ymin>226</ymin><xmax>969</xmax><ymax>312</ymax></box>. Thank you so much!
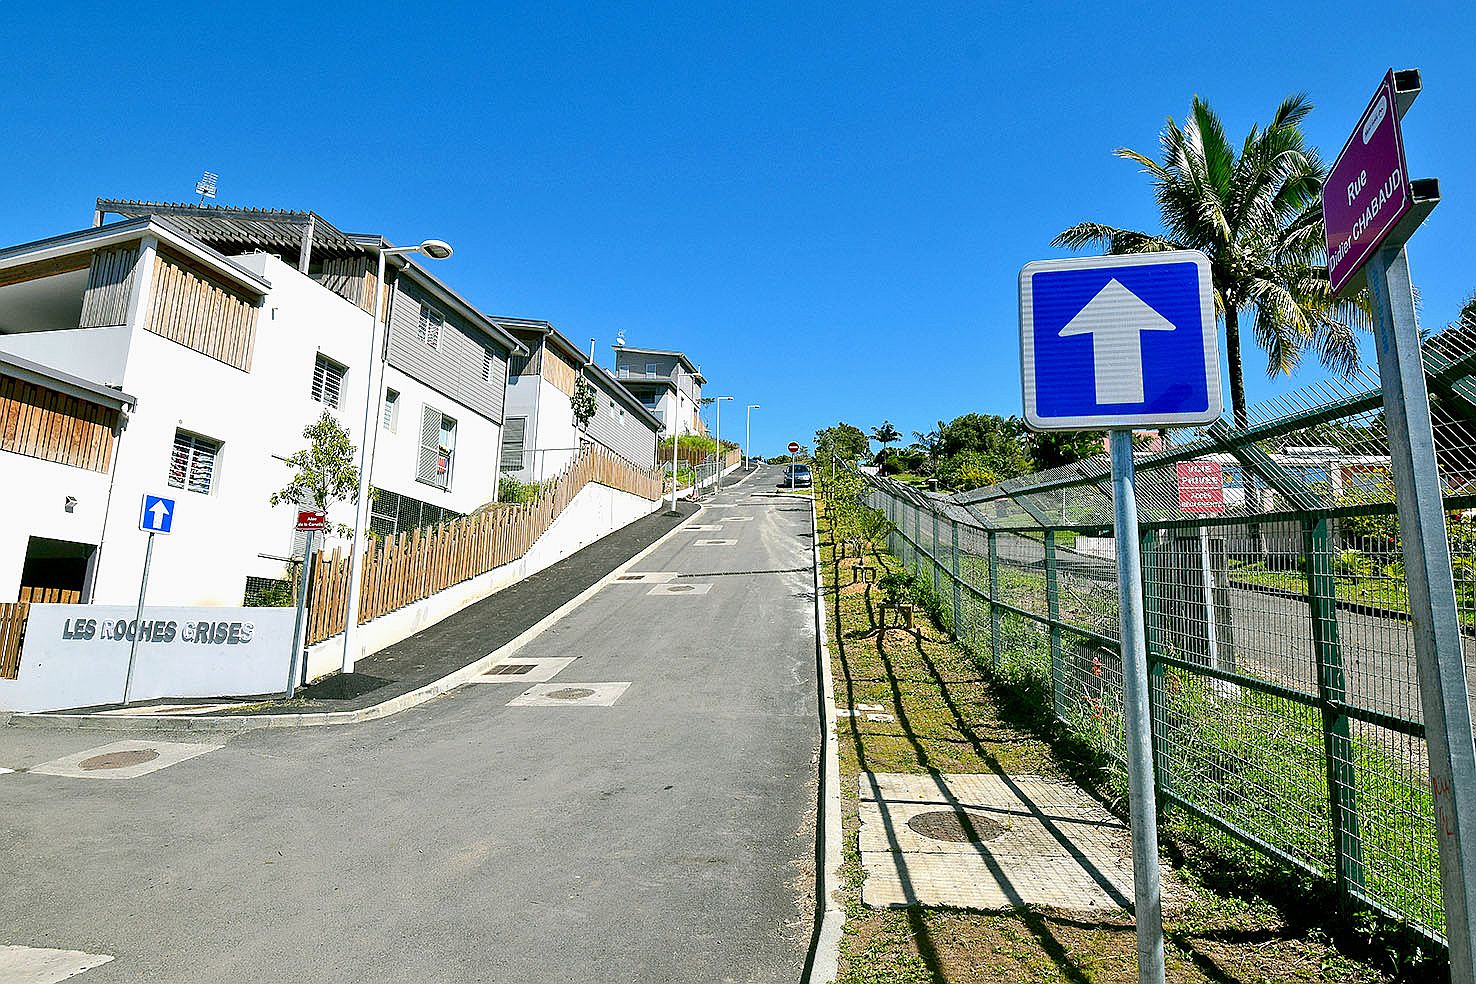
<box><xmin>306</xmin><ymin>445</ymin><xmax>663</xmax><ymax>644</ymax></box>
<box><xmin>0</xmin><ymin>602</ymin><xmax>28</xmax><ymax>680</ymax></box>
<box><xmin>79</xmin><ymin>246</ymin><xmax>140</xmax><ymax>327</ymax></box>
<box><xmin>146</xmin><ymin>249</ymin><xmax>261</xmax><ymax>371</ymax></box>
<box><xmin>318</xmin><ymin>255</ymin><xmax>380</xmax><ymax>314</ymax></box>
<box><xmin>543</xmin><ymin>344</ymin><xmax>579</xmax><ymax>397</ymax></box>
<box><xmin>0</xmin><ymin>373</ymin><xmax>118</xmax><ymax>472</ymax></box>
<box><xmin>18</xmin><ymin>587</ymin><xmax>81</xmax><ymax>604</ymax></box>
<box><xmin>0</xmin><ymin>253</ymin><xmax>90</xmax><ymax>289</ymax></box>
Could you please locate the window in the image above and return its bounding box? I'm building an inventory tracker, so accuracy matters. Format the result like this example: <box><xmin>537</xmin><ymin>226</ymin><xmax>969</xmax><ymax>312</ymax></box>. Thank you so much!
<box><xmin>383</xmin><ymin>388</ymin><xmax>400</xmax><ymax>432</ymax></box>
<box><xmin>640</xmin><ymin>391</ymin><xmax>660</xmax><ymax>409</ymax></box>
<box><xmin>169</xmin><ymin>431</ymin><xmax>220</xmax><ymax>494</ymax></box>
<box><xmin>481</xmin><ymin>347</ymin><xmax>495</xmax><ymax>382</ymax></box>
<box><xmin>311</xmin><ymin>353</ymin><xmax>346</xmax><ymax>408</ymax></box>
<box><xmin>369</xmin><ymin>487</ymin><xmax>461</xmax><ymax>538</ymax></box>
<box><xmin>417</xmin><ymin>405</ymin><xmax>456</xmax><ymax>489</ymax></box>
<box><xmin>645</xmin><ymin>362</ymin><xmax>658</xmax><ymax>377</ymax></box>
<box><xmin>501</xmin><ymin>417</ymin><xmax>527</xmax><ymax>472</ymax></box>
<box><xmin>418</xmin><ymin>303</ymin><xmax>444</xmax><ymax>349</ymax></box>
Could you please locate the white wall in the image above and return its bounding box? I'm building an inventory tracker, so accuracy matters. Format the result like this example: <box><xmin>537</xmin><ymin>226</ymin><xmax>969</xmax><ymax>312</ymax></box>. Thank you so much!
<box><xmin>89</xmin><ymin>252</ymin><xmax>372</xmax><ymax>606</ymax></box>
<box><xmin>303</xmin><ymin>478</ymin><xmax>660</xmax><ymax>680</ymax></box>
<box><xmin>0</xmin><ymin>452</ymin><xmax>114</xmax><ymax>602</ymax></box>
<box><xmin>0</xmin><ymin>604</ymin><xmax>295</xmax><ymax>712</ymax></box>
<box><xmin>374</xmin><ymin>365</ymin><xmax>504</xmax><ymax>515</ymax></box>
<box><xmin>0</xmin><ymin>324</ymin><xmax>132</xmax><ymax>387</ymax></box>
<box><xmin>529</xmin><ymin>379</ymin><xmax>576</xmax><ymax>482</ymax></box>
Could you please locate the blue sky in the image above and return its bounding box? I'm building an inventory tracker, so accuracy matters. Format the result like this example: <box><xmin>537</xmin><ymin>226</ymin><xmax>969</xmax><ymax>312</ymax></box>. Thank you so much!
<box><xmin>3</xmin><ymin>2</ymin><xmax>1472</xmax><ymax>455</ymax></box>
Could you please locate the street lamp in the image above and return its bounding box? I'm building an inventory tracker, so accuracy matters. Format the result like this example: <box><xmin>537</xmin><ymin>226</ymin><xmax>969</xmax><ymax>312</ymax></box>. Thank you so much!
<box><xmin>712</xmin><ymin>396</ymin><xmax>733</xmax><ymax>492</ymax></box>
<box><xmin>342</xmin><ymin>238</ymin><xmax>453</xmax><ymax>675</ymax></box>
<box><xmin>746</xmin><ymin>404</ymin><xmax>761</xmax><ymax>470</ymax></box>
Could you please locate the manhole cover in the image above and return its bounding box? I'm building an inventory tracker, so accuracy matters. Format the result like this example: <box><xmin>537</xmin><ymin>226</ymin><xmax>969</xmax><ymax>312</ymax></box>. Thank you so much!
<box><xmin>665</xmin><ymin>584</ymin><xmax>695</xmax><ymax>592</ymax></box>
<box><xmin>485</xmin><ymin>664</ymin><xmax>535</xmax><ymax>675</ymax></box>
<box><xmin>547</xmin><ymin>687</ymin><xmax>597</xmax><ymax>700</ymax></box>
<box><xmin>907</xmin><ymin>809</ymin><xmax>1007</xmax><ymax>843</ymax></box>
<box><xmin>79</xmin><ymin>748</ymin><xmax>160</xmax><ymax>771</ymax></box>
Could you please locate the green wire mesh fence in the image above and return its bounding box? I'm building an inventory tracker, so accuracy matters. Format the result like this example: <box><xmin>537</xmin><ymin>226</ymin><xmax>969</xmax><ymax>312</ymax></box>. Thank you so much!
<box><xmin>829</xmin><ymin>320</ymin><xmax>1476</xmax><ymax>947</ymax></box>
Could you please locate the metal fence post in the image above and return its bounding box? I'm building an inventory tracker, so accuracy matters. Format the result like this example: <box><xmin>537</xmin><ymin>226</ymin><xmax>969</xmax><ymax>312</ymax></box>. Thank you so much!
<box><xmin>951</xmin><ymin>518</ymin><xmax>963</xmax><ymax>641</ymax></box>
<box><xmin>1368</xmin><ymin>243</ymin><xmax>1476</xmax><ymax>976</ymax></box>
<box><xmin>1045</xmin><ymin>529</ymin><xmax>1064</xmax><ymax>722</ymax></box>
<box><xmin>987</xmin><ymin>531</ymin><xmax>1001</xmax><ymax>667</ymax></box>
<box><xmin>932</xmin><ymin>508</ymin><xmax>942</xmax><ymax>606</ymax></box>
<box><xmin>1140</xmin><ymin>527</ymin><xmax>1168</xmax><ymax>802</ymax></box>
<box><xmin>1306</xmin><ymin>515</ymin><xmax>1366</xmax><ymax>908</ymax></box>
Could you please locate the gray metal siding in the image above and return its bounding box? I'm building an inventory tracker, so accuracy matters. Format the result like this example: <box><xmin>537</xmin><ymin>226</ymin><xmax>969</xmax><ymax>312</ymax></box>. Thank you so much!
<box><xmin>586</xmin><ymin>380</ymin><xmax>658</xmax><ymax>470</ymax></box>
<box><xmin>387</xmin><ymin>278</ymin><xmax>508</xmax><ymax>423</ymax></box>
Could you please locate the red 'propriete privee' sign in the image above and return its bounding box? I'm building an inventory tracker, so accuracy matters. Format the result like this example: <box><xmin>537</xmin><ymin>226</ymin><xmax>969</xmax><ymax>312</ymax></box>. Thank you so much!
<box><xmin>1177</xmin><ymin>461</ymin><xmax>1224</xmax><ymax>514</ymax></box>
<box><xmin>296</xmin><ymin>510</ymin><xmax>329</xmax><ymax>532</ymax></box>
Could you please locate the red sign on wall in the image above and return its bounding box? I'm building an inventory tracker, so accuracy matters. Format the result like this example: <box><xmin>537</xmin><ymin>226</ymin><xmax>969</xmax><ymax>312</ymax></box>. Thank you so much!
<box><xmin>1176</xmin><ymin>461</ymin><xmax>1224</xmax><ymax>514</ymax></box>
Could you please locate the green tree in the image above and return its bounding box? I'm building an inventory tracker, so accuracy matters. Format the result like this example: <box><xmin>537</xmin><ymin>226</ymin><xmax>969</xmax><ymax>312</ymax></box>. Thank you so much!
<box><xmin>937</xmin><ymin>413</ymin><xmax>1031</xmax><ymax>478</ymax></box>
<box><xmin>937</xmin><ymin>451</ymin><xmax>998</xmax><ymax>492</ymax></box>
<box><xmin>869</xmin><ymin>421</ymin><xmax>901</xmax><ymax>461</ymax></box>
<box><xmin>1054</xmin><ymin>94</ymin><xmax>1364</xmax><ymax>428</ymax></box>
<box><xmin>270</xmin><ymin>410</ymin><xmax>360</xmax><ymax>539</ymax></box>
<box><xmin>911</xmin><ymin>421</ymin><xmax>945</xmax><ymax>473</ymax></box>
<box><xmin>814</xmin><ymin>422</ymin><xmax>870</xmax><ymax>464</ymax></box>
<box><xmin>571</xmin><ymin>375</ymin><xmax>597</xmax><ymax>435</ymax></box>
<box><xmin>1027</xmin><ymin>429</ymin><xmax>1105</xmax><ymax>470</ymax></box>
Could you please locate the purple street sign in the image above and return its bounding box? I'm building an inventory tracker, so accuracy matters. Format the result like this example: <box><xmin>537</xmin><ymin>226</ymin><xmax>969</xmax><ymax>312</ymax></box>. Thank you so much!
<box><xmin>1324</xmin><ymin>71</ymin><xmax>1411</xmax><ymax>295</ymax></box>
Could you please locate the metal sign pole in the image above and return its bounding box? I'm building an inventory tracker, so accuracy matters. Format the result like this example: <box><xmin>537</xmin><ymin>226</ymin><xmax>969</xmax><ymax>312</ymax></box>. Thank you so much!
<box><xmin>1109</xmin><ymin>429</ymin><xmax>1166</xmax><ymax>984</ymax></box>
<box><xmin>285</xmin><ymin>528</ymin><xmax>316</xmax><ymax>700</ymax></box>
<box><xmin>120</xmin><ymin>531</ymin><xmax>156</xmax><ymax>706</ymax></box>
<box><xmin>1366</xmin><ymin>243</ymin><xmax>1476</xmax><ymax>980</ymax></box>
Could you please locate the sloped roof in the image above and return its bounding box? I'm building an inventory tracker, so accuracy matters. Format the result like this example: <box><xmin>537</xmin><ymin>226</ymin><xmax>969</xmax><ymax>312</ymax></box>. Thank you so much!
<box><xmin>95</xmin><ymin>199</ymin><xmax>362</xmax><ymax>256</ymax></box>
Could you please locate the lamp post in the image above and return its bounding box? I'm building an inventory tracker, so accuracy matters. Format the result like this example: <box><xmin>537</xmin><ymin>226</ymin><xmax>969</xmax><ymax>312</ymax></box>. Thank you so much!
<box><xmin>341</xmin><ymin>237</ymin><xmax>453</xmax><ymax>675</ymax></box>
<box><xmin>712</xmin><ymin>395</ymin><xmax>733</xmax><ymax>492</ymax></box>
<box><xmin>746</xmin><ymin>404</ymin><xmax>761</xmax><ymax>470</ymax></box>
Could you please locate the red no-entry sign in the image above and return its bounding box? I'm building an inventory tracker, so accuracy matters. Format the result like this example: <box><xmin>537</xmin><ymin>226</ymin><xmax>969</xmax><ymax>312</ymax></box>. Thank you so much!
<box><xmin>788</xmin><ymin>442</ymin><xmax>800</xmax><ymax>454</ymax></box>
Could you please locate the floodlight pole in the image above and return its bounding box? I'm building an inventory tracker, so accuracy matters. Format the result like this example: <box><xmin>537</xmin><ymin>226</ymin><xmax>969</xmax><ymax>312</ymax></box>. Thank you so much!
<box><xmin>1109</xmin><ymin>429</ymin><xmax>1166</xmax><ymax>984</ymax></box>
<box><xmin>342</xmin><ymin>239</ymin><xmax>450</xmax><ymax>675</ymax></box>
<box><xmin>746</xmin><ymin>404</ymin><xmax>760</xmax><ymax>470</ymax></box>
<box><xmin>713</xmin><ymin>396</ymin><xmax>733</xmax><ymax>492</ymax></box>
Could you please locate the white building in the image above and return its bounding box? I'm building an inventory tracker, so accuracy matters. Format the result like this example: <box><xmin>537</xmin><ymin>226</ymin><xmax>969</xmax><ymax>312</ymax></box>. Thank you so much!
<box><xmin>612</xmin><ymin>345</ymin><xmax>706</xmax><ymax>437</ymax></box>
<box><xmin>0</xmin><ymin>202</ymin><xmax>525</xmax><ymax>607</ymax></box>
<box><xmin>496</xmin><ymin>318</ymin><xmax>662</xmax><ymax>483</ymax></box>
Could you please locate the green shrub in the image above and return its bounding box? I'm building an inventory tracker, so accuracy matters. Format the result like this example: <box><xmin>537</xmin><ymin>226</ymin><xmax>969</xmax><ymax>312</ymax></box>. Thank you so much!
<box><xmin>1333</xmin><ymin>548</ymin><xmax>1374</xmax><ymax>579</ymax></box>
<box><xmin>498</xmin><ymin>476</ymin><xmax>546</xmax><ymax>504</ymax></box>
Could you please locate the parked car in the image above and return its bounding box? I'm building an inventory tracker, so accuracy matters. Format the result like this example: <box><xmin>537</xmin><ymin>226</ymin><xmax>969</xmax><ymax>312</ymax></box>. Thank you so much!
<box><xmin>782</xmin><ymin>463</ymin><xmax>812</xmax><ymax>488</ymax></box>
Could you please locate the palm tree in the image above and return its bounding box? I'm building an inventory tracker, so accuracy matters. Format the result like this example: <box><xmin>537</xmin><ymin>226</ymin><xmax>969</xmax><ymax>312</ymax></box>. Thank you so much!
<box><xmin>870</xmin><ymin>421</ymin><xmax>902</xmax><ymax>462</ymax></box>
<box><xmin>911</xmin><ymin>421</ymin><xmax>945</xmax><ymax>472</ymax></box>
<box><xmin>1054</xmin><ymin>94</ymin><xmax>1364</xmax><ymax>429</ymax></box>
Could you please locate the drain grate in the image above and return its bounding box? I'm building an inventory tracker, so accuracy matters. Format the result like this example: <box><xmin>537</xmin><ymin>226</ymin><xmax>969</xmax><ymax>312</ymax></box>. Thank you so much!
<box><xmin>907</xmin><ymin>809</ymin><xmax>1007</xmax><ymax>844</ymax></box>
<box><xmin>79</xmin><ymin>749</ymin><xmax>161</xmax><ymax>771</ymax></box>
<box><xmin>547</xmin><ymin>687</ymin><xmax>597</xmax><ymax>700</ymax></box>
<box><xmin>484</xmin><ymin>664</ymin><xmax>535</xmax><ymax>676</ymax></box>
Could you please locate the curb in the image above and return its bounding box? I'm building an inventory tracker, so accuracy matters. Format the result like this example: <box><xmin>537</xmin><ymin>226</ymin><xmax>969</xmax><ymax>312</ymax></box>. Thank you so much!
<box><xmin>801</xmin><ymin>493</ymin><xmax>845</xmax><ymax>984</ymax></box>
<box><xmin>7</xmin><ymin>501</ymin><xmax>706</xmax><ymax>735</ymax></box>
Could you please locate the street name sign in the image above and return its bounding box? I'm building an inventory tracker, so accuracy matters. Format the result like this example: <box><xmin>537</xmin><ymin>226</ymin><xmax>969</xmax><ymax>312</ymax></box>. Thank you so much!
<box><xmin>296</xmin><ymin>510</ymin><xmax>328</xmax><ymax>531</ymax></box>
<box><xmin>788</xmin><ymin>442</ymin><xmax>800</xmax><ymax>454</ymax></box>
<box><xmin>1176</xmin><ymin>461</ymin><xmax>1224</xmax><ymax>514</ymax></box>
<box><xmin>139</xmin><ymin>494</ymin><xmax>176</xmax><ymax>534</ymax></box>
<box><xmin>1324</xmin><ymin>70</ymin><xmax>1411</xmax><ymax>296</ymax></box>
<box><xmin>1020</xmin><ymin>250</ymin><xmax>1220</xmax><ymax>431</ymax></box>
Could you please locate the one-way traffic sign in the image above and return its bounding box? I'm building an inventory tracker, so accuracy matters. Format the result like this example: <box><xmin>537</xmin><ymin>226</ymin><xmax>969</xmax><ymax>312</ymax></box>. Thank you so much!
<box><xmin>139</xmin><ymin>494</ymin><xmax>176</xmax><ymax>534</ymax></box>
<box><xmin>1020</xmin><ymin>250</ymin><xmax>1220</xmax><ymax>430</ymax></box>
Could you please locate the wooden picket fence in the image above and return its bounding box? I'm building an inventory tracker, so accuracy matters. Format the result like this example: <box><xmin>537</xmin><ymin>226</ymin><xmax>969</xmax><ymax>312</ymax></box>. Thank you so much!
<box><xmin>305</xmin><ymin>445</ymin><xmax>662</xmax><ymax>645</ymax></box>
<box><xmin>0</xmin><ymin>602</ymin><xmax>28</xmax><ymax>680</ymax></box>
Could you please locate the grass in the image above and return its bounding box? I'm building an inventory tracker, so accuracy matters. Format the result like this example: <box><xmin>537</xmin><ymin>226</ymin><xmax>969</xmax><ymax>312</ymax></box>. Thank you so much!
<box><xmin>817</xmin><ymin>480</ymin><xmax>1439</xmax><ymax>983</ymax></box>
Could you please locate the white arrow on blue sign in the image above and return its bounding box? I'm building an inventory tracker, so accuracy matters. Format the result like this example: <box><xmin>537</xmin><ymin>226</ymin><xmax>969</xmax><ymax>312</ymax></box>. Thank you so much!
<box><xmin>139</xmin><ymin>494</ymin><xmax>176</xmax><ymax>534</ymax></box>
<box><xmin>1019</xmin><ymin>250</ymin><xmax>1221</xmax><ymax>431</ymax></box>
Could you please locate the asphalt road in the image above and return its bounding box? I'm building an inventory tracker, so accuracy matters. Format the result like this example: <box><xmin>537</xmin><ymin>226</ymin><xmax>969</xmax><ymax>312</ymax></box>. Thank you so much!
<box><xmin>0</xmin><ymin>466</ymin><xmax>820</xmax><ymax>983</ymax></box>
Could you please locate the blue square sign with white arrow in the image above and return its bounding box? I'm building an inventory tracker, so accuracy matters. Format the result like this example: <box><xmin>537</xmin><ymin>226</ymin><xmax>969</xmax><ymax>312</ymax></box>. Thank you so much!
<box><xmin>139</xmin><ymin>493</ymin><xmax>176</xmax><ymax>534</ymax></box>
<box><xmin>1019</xmin><ymin>250</ymin><xmax>1221</xmax><ymax>430</ymax></box>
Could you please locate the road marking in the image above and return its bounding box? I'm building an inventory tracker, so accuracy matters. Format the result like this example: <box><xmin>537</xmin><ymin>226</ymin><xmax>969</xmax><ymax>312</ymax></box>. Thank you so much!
<box><xmin>610</xmin><ymin>571</ymin><xmax>680</xmax><ymax>584</ymax></box>
<box><xmin>508</xmin><ymin>682</ymin><xmax>631</xmax><ymax>707</ymax></box>
<box><xmin>647</xmin><ymin>583</ymin><xmax>713</xmax><ymax>596</ymax></box>
<box><xmin>0</xmin><ymin>945</ymin><xmax>113</xmax><ymax>982</ymax></box>
<box><xmin>29</xmin><ymin>740</ymin><xmax>220</xmax><ymax>781</ymax></box>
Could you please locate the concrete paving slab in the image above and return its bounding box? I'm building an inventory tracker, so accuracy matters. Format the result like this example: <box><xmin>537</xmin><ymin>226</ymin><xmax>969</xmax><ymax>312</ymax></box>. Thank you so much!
<box><xmin>27</xmin><ymin>739</ymin><xmax>221</xmax><ymax>781</ymax></box>
<box><xmin>608</xmin><ymin>571</ymin><xmax>680</xmax><ymax>584</ymax></box>
<box><xmin>467</xmin><ymin>656</ymin><xmax>578</xmax><ymax>684</ymax></box>
<box><xmin>506</xmin><ymin>682</ymin><xmax>632</xmax><ymax>707</ymax></box>
<box><xmin>0</xmin><ymin>945</ymin><xmax>112</xmax><ymax>982</ymax></box>
<box><xmin>693</xmin><ymin>539</ymin><xmax>737</xmax><ymax>546</ymax></box>
<box><xmin>646</xmin><ymin>583</ymin><xmax>713</xmax><ymax>596</ymax></box>
<box><xmin>858</xmin><ymin>772</ymin><xmax>1179</xmax><ymax>914</ymax></box>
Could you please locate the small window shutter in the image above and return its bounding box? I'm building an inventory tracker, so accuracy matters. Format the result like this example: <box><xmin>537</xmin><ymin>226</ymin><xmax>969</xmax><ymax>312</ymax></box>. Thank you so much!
<box><xmin>482</xmin><ymin>347</ymin><xmax>494</xmax><ymax>382</ymax></box>
<box><xmin>311</xmin><ymin>354</ymin><xmax>344</xmax><ymax>408</ymax></box>
<box><xmin>417</xmin><ymin>405</ymin><xmax>441</xmax><ymax>483</ymax></box>
<box><xmin>501</xmin><ymin>418</ymin><xmax>526</xmax><ymax>471</ymax></box>
<box><xmin>382</xmin><ymin>389</ymin><xmax>399</xmax><ymax>430</ymax></box>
